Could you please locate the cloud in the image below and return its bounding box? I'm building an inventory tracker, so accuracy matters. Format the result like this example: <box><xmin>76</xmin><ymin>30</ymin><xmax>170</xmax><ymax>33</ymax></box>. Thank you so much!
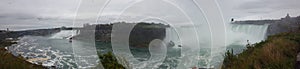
<box><xmin>233</xmin><ymin>0</ymin><xmax>300</xmax><ymax>20</ymax></box>
<box><xmin>0</xmin><ymin>0</ymin><xmax>81</xmax><ymax>30</ymax></box>
<box><xmin>236</xmin><ymin>0</ymin><xmax>300</xmax><ymax>13</ymax></box>
<box><xmin>217</xmin><ymin>0</ymin><xmax>300</xmax><ymax>21</ymax></box>
<box><xmin>0</xmin><ymin>0</ymin><xmax>299</xmax><ymax>30</ymax></box>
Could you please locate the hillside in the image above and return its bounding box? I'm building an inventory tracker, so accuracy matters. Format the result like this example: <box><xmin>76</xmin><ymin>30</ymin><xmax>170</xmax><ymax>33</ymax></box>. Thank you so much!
<box><xmin>222</xmin><ymin>28</ymin><xmax>300</xmax><ymax>69</ymax></box>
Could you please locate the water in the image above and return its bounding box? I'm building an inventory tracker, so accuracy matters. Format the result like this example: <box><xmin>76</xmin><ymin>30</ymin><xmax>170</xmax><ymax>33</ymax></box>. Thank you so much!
<box><xmin>229</xmin><ymin>24</ymin><xmax>269</xmax><ymax>44</ymax></box>
<box><xmin>8</xmin><ymin>24</ymin><xmax>269</xmax><ymax>69</ymax></box>
<box><xmin>8</xmin><ymin>36</ymin><xmax>77</xmax><ymax>68</ymax></box>
<box><xmin>7</xmin><ymin>30</ymin><xmax>96</xmax><ymax>69</ymax></box>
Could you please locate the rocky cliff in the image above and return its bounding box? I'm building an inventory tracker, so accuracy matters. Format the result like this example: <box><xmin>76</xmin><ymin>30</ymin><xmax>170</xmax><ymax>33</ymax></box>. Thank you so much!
<box><xmin>75</xmin><ymin>22</ymin><xmax>169</xmax><ymax>48</ymax></box>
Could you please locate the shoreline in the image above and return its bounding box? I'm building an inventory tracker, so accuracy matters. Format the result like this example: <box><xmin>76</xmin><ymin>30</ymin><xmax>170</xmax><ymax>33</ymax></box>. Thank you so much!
<box><xmin>0</xmin><ymin>39</ymin><xmax>46</xmax><ymax>69</ymax></box>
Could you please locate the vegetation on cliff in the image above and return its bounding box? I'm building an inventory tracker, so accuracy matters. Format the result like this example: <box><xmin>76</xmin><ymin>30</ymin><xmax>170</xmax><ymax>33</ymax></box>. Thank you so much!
<box><xmin>222</xmin><ymin>31</ymin><xmax>300</xmax><ymax>69</ymax></box>
<box><xmin>97</xmin><ymin>52</ymin><xmax>129</xmax><ymax>69</ymax></box>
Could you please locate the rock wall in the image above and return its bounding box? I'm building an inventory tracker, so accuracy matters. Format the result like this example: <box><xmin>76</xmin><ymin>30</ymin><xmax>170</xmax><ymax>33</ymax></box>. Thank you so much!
<box><xmin>76</xmin><ymin>22</ymin><xmax>168</xmax><ymax>48</ymax></box>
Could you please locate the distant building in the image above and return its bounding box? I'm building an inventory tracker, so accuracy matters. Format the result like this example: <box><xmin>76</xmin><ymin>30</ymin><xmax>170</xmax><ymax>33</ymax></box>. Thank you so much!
<box><xmin>281</xmin><ymin>13</ymin><xmax>291</xmax><ymax>21</ymax></box>
<box><xmin>286</xmin><ymin>13</ymin><xmax>291</xmax><ymax>19</ymax></box>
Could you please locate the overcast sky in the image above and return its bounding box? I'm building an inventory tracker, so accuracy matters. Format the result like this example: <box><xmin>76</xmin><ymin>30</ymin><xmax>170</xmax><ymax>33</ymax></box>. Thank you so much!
<box><xmin>0</xmin><ymin>0</ymin><xmax>299</xmax><ymax>30</ymax></box>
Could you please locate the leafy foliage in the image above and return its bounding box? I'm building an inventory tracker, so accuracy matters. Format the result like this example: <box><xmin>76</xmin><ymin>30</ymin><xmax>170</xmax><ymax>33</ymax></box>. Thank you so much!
<box><xmin>98</xmin><ymin>52</ymin><xmax>126</xmax><ymax>69</ymax></box>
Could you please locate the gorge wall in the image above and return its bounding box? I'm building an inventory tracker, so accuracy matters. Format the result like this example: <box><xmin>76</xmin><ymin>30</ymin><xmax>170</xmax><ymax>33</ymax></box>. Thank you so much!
<box><xmin>75</xmin><ymin>22</ymin><xmax>168</xmax><ymax>48</ymax></box>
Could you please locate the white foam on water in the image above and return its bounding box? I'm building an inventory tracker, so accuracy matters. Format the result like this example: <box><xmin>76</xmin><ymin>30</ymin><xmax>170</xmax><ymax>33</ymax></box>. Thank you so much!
<box><xmin>50</xmin><ymin>30</ymin><xmax>79</xmax><ymax>39</ymax></box>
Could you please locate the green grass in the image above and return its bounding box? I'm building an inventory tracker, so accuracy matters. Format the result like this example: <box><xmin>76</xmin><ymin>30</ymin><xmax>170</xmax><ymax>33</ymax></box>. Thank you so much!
<box><xmin>222</xmin><ymin>32</ymin><xmax>300</xmax><ymax>69</ymax></box>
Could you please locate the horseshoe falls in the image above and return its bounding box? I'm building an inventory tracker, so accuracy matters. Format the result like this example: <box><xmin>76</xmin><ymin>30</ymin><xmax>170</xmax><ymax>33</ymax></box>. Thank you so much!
<box><xmin>228</xmin><ymin>24</ymin><xmax>269</xmax><ymax>45</ymax></box>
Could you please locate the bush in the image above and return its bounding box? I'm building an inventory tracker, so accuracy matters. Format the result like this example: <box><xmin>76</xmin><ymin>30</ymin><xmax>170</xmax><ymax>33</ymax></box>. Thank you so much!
<box><xmin>97</xmin><ymin>52</ymin><xmax>126</xmax><ymax>69</ymax></box>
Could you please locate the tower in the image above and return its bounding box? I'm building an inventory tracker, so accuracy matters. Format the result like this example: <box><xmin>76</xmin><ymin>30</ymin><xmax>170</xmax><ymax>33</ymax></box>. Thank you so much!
<box><xmin>285</xmin><ymin>13</ymin><xmax>291</xmax><ymax>19</ymax></box>
<box><xmin>282</xmin><ymin>13</ymin><xmax>291</xmax><ymax>21</ymax></box>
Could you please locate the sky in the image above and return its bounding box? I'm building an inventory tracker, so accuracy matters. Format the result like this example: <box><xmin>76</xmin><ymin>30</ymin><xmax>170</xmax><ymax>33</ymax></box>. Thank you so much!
<box><xmin>0</xmin><ymin>0</ymin><xmax>299</xmax><ymax>30</ymax></box>
<box><xmin>218</xmin><ymin>0</ymin><xmax>300</xmax><ymax>20</ymax></box>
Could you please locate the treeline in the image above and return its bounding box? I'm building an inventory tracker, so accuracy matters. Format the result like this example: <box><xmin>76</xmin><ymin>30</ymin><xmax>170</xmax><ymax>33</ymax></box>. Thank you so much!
<box><xmin>96</xmin><ymin>52</ymin><xmax>127</xmax><ymax>69</ymax></box>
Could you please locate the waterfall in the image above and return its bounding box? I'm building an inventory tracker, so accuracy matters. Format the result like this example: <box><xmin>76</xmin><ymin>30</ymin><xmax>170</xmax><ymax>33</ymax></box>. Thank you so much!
<box><xmin>231</xmin><ymin>24</ymin><xmax>269</xmax><ymax>39</ymax></box>
<box><xmin>163</xmin><ymin>24</ymin><xmax>269</xmax><ymax>68</ymax></box>
<box><xmin>164</xmin><ymin>24</ymin><xmax>269</xmax><ymax>48</ymax></box>
<box><xmin>228</xmin><ymin>24</ymin><xmax>269</xmax><ymax>45</ymax></box>
<box><xmin>50</xmin><ymin>30</ymin><xmax>79</xmax><ymax>39</ymax></box>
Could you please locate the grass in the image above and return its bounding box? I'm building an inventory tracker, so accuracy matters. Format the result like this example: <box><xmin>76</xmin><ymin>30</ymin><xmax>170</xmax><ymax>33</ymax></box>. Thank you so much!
<box><xmin>222</xmin><ymin>32</ymin><xmax>300</xmax><ymax>69</ymax></box>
